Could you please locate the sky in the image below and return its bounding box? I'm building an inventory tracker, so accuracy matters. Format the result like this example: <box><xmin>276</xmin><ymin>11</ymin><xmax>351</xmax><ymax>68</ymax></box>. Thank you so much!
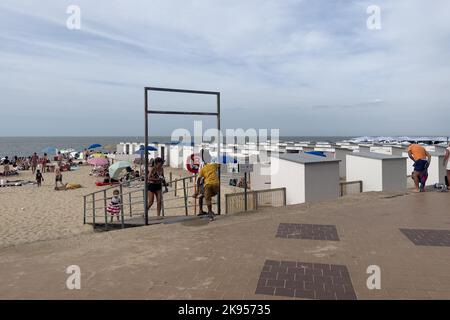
<box><xmin>0</xmin><ymin>0</ymin><xmax>449</xmax><ymax>137</ymax></box>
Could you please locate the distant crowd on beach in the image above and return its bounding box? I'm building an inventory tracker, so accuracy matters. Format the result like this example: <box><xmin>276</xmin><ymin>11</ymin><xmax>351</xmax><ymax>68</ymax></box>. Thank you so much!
<box><xmin>1</xmin><ymin>150</ymin><xmax>81</xmax><ymax>189</ymax></box>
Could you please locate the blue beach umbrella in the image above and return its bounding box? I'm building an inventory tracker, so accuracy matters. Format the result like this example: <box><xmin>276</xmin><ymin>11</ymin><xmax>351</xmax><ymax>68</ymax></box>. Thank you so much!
<box><xmin>41</xmin><ymin>146</ymin><xmax>57</xmax><ymax>154</ymax></box>
<box><xmin>88</xmin><ymin>143</ymin><xmax>102</xmax><ymax>150</ymax></box>
<box><xmin>134</xmin><ymin>145</ymin><xmax>158</xmax><ymax>155</ymax></box>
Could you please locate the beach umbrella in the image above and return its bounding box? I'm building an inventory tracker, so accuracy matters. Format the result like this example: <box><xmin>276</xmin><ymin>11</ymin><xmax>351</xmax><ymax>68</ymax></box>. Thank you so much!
<box><xmin>87</xmin><ymin>157</ymin><xmax>109</xmax><ymax>166</ymax></box>
<box><xmin>41</xmin><ymin>146</ymin><xmax>57</xmax><ymax>154</ymax></box>
<box><xmin>60</xmin><ymin>148</ymin><xmax>75</xmax><ymax>154</ymax></box>
<box><xmin>88</xmin><ymin>144</ymin><xmax>102</xmax><ymax>150</ymax></box>
<box><xmin>109</xmin><ymin>161</ymin><xmax>132</xmax><ymax>180</ymax></box>
<box><xmin>134</xmin><ymin>145</ymin><xmax>157</xmax><ymax>155</ymax></box>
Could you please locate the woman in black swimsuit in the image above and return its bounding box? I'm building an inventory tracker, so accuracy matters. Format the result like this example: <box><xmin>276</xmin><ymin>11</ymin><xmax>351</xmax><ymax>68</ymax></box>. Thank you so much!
<box><xmin>147</xmin><ymin>157</ymin><xmax>167</xmax><ymax>219</ymax></box>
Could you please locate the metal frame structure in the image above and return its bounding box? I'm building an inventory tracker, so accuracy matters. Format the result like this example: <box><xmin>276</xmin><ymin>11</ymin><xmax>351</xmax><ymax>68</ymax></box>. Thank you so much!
<box><xmin>144</xmin><ymin>87</ymin><xmax>221</xmax><ymax>225</ymax></box>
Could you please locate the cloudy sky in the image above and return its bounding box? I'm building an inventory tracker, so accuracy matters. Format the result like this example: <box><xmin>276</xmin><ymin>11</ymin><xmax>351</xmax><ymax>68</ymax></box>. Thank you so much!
<box><xmin>1</xmin><ymin>0</ymin><xmax>449</xmax><ymax>136</ymax></box>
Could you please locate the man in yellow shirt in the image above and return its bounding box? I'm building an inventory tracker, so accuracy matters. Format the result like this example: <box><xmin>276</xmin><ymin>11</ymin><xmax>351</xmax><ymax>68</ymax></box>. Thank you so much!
<box><xmin>195</xmin><ymin>162</ymin><xmax>220</xmax><ymax>219</ymax></box>
<box><xmin>407</xmin><ymin>144</ymin><xmax>431</xmax><ymax>192</ymax></box>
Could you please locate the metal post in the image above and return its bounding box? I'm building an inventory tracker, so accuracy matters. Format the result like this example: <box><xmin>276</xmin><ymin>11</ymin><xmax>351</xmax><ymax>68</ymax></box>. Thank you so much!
<box><xmin>174</xmin><ymin>180</ymin><xmax>177</xmax><ymax>197</ymax></box>
<box><xmin>183</xmin><ymin>178</ymin><xmax>188</xmax><ymax>216</ymax></box>
<box><xmin>142</xmin><ymin>189</ymin><xmax>145</xmax><ymax>217</ymax></box>
<box><xmin>92</xmin><ymin>193</ymin><xmax>96</xmax><ymax>225</ymax></box>
<box><xmin>225</xmin><ymin>194</ymin><xmax>229</xmax><ymax>214</ymax></box>
<box><xmin>144</xmin><ymin>89</ymin><xmax>149</xmax><ymax>225</ymax></box>
<box><xmin>169</xmin><ymin>172</ymin><xmax>173</xmax><ymax>186</ymax></box>
<box><xmin>129</xmin><ymin>193</ymin><xmax>132</xmax><ymax>217</ymax></box>
<box><xmin>103</xmin><ymin>190</ymin><xmax>108</xmax><ymax>230</ymax></box>
<box><xmin>244</xmin><ymin>172</ymin><xmax>248</xmax><ymax>211</ymax></box>
<box><xmin>120</xmin><ymin>184</ymin><xmax>125</xmax><ymax>229</ymax></box>
<box><xmin>217</xmin><ymin>92</ymin><xmax>221</xmax><ymax>215</ymax></box>
<box><xmin>83</xmin><ymin>196</ymin><xmax>86</xmax><ymax>224</ymax></box>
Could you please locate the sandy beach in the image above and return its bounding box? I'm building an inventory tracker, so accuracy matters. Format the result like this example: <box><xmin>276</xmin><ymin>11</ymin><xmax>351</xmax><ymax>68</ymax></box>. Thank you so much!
<box><xmin>0</xmin><ymin>165</ymin><xmax>242</xmax><ymax>249</ymax></box>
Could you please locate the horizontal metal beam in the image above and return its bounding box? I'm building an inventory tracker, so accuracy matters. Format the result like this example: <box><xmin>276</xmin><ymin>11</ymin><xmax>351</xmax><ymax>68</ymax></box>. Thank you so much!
<box><xmin>147</xmin><ymin>110</ymin><xmax>218</xmax><ymax>116</ymax></box>
<box><xmin>145</xmin><ymin>86</ymin><xmax>220</xmax><ymax>96</ymax></box>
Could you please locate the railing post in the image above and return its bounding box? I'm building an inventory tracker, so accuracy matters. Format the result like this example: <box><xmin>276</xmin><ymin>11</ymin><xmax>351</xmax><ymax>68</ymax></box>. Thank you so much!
<box><xmin>282</xmin><ymin>188</ymin><xmax>287</xmax><ymax>206</ymax></box>
<box><xmin>103</xmin><ymin>190</ymin><xmax>108</xmax><ymax>230</ymax></box>
<box><xmin>119</xmin><ymin>184</ymin><xmax>125</xmax><ymax>229</ymax></box>
<box><xmin>254</xmin><ymin>191</ymin><xmax>258</xmax><ymax>210</ymax></box>
<box><xmin>169</xmin><ymin>172</ymin><xmax>173</xmax><ymax>186</ymax></box>
<box><xmin>225</xmin><ymin>194</ymin><xmax>229</xmax><ymax>214</ymax></box>
<box><xmin>92</xmin><ymin>193</ymin><xmax>96</xmax><ymax>226</ymax></box>
<box><xmin>182</xmin><ymin>178</ymin><xmax>188</xmax><ymax>216</ymax></box>
<box><xmin>129</xmin><ymin>193</ymin><xmax>132</xmax><ymax>217</ymax></box>
<box><xmin>359</xmin><ymin>181</ymin><xmax>363</xmax><ymax>193</ymax></box>
<box><xmin>340</xmin><ymin>183</ymin><xmax>344</xmax><ymax>197</ymax></box>
<box><xmin>174</xmin><ymin>179</ymin><xmax>177</xmax><ymax>197</ymax></box>
<box><xmin>83</xmin><ymin>196</ymin><xmax>86</xmax><ymax>224</ymax></box>
<box><xmin>143</xmin><ymin>189</ymin><xmax>146</xmax><ymax>217</ymax></box>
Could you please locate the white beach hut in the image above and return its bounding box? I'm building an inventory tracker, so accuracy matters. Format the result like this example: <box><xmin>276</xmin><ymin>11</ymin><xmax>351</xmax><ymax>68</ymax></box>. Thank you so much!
<box><xmin>332</xmin><ymin>147</ymin><xmax>354</xmax><ymax>179</ymax></box>
<box><xmin>427</xmin><ymin>151</ymin><xmax>447</xmax><ymax>185</ymax></box>
<box><xmin>250</xmin><ymin>163</ymin><xmax>272</xmax><ymax>190</ymax></box>
<box><xmin>346</xmin><ymin>153</ymin><xmax>407</xmax><ymax>192</ymax></box>
<box><xmin>270</xmin><ymin>154</ymin><xmax>340</xmax><ymax>205</ymax></box>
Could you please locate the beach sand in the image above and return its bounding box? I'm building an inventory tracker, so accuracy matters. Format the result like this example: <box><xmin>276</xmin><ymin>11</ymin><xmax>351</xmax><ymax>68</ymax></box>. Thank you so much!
<box><xmin>0</xmin><ymin>165</ymin><xmax>242</xmax><ymax>249</ymax></box>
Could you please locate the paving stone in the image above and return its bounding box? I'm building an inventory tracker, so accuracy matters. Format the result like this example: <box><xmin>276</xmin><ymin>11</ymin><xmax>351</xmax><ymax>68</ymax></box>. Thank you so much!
<box><xmin>400</xmin><ymin>229</ymin><xmax>450</xmax><ymax>247</ymax></box>
<box><xmin>255</xmin><ymin>260</ymin><xmax>357</xmax><ymax>300</ymax></box>
<box><xmin>276</xmin><ymin>223</ymin><xmax>340</xmax><ymax>241</ymax></box>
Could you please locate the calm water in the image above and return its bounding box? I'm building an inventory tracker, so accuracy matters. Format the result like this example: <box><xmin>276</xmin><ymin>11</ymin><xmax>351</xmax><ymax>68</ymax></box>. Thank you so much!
<box><xmin>0</xmin><ymin>136</ymin><xmax>354</xmax><ymax>157</ymax></box>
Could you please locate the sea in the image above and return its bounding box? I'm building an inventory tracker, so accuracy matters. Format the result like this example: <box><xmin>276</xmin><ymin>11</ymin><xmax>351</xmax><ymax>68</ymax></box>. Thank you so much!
<box><xmin>0</xmin><ymin>136</ymin><xmax>354</xmax><ymax>157</ymax></box>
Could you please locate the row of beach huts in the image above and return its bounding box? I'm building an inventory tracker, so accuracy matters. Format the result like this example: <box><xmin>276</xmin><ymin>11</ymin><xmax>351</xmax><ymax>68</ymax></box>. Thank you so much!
<box><xmin>111</xmin><ymin>140</ymin><xmax>449</xmax><ymax>206</ymax></box>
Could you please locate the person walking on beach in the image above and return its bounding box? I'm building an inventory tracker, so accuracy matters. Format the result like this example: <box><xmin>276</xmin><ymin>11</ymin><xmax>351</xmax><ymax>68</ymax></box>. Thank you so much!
<box><xmin>41</xmin><ymin>153</ymin><xmax>48</xmax><ymax>173</ymax></box>
<box><xmin>194</xmin><ymin>160</ymin><xmax>220</xmax><ymax>220</ymax></box>
<box><xmin>147</xmin><ymin>157</ymin><xmax>167</xmax><ymax>219</ymax></box>
<box><xmin>54</xmin><ymin>167</ymin><xmax>64</xmax><ymax>189</ymax></box>
<box><xmin>36</xmin><ymin>169</ymin><xmax>44</xmax><ymax>187</ymax></box>
<box><xmin>31</xmin><ymin>152</ymin><xmax>38</xmax><ymax>174</ymax></box>
<box><xmin>3</xmin><ymin>156</ymin><xmax>10</xmax><ymax>176</ymax></box>
<box><xmin>407</xmin><ymin>144</ymin><xmax>431</xmax><ymax>193</ymax></box>
<box><xmin>444</xmin><ymin>142</ymin><xmax>450</xmax><ymax>190</ymax></box>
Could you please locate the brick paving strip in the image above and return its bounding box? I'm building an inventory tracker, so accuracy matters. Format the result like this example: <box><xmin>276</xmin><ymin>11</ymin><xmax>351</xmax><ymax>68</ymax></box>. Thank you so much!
<box><xmin>276</xmin><ymin>223</ymin><xmax>340</xmax><ymax>241</ymax></box>
<box><xmin>255</xmin><ymin>260</ymin><xmax>357</xmax><ymax>300</ymax></box>
<box><xmin>400</xmin><ymin>228</ymin><xmax>450</xmax><ymax>246</ymax></box>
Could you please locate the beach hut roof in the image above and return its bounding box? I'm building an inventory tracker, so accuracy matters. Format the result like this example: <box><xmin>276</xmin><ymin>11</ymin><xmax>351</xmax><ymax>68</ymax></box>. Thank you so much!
<box><xmin>350</xmin><ymin>152</ymin><xmax>406</xmax><ymax>160</ymax></box>
<box><xmin>278</xmin><ymin>153</ymin><xmax>340</xmax><ymax>164</ymax></box>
